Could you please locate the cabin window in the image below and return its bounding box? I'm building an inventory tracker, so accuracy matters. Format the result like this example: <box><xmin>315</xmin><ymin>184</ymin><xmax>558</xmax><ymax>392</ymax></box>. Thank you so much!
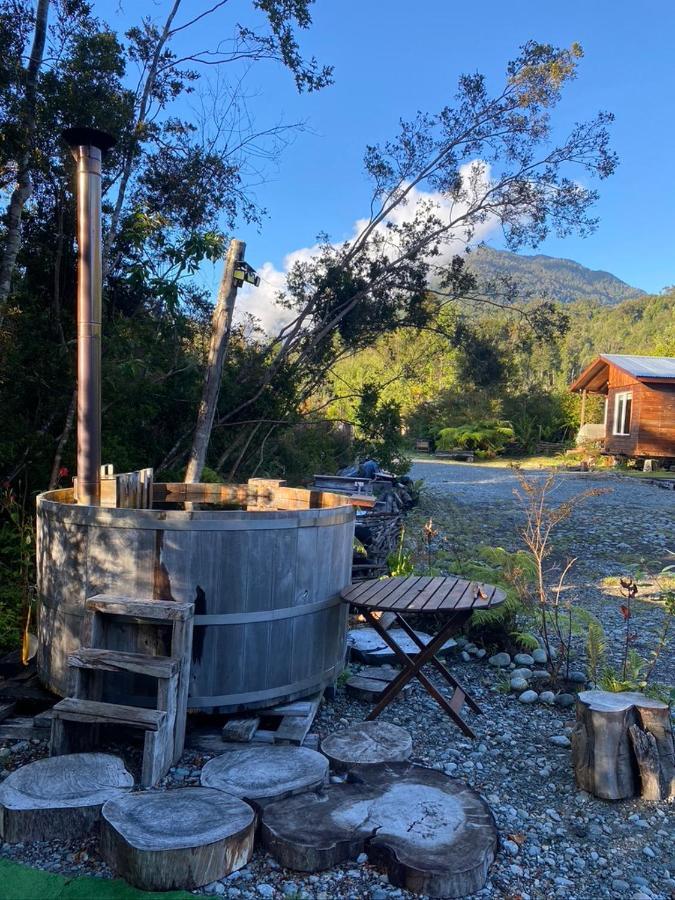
<box><xmin>613</xmin><ymin>391</ymin><xmax>632</xmax><ymax>435</ymax></box>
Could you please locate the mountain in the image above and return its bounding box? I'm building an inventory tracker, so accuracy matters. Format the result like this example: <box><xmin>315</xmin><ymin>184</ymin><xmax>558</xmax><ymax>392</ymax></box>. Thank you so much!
<box><xmin>466</xmin><ymin>246</ymin><xmax>646</xmax><ymax>306</ymax></box>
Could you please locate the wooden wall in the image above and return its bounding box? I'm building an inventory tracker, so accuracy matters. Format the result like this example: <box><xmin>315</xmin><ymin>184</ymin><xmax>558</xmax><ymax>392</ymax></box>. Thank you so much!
<box><xmin>604</xmin><ymin>365</ymin><xmax>675</xmax><ymax>458</ymax></box>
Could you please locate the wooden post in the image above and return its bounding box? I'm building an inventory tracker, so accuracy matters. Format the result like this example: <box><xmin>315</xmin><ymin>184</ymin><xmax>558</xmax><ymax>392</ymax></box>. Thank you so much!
<box><xmin>185</xmin><ymin>239</ymin><xmax>245</xmax><ymax>483</ymax></box>
<box><xmin>580</xmin><ymin>389</ymin><xmax>587</xmax><ymax>428</ymax></box>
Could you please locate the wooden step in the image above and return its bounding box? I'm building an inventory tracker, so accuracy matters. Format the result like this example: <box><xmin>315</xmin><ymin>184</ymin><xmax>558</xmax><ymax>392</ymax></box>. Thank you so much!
<box><xmin>86</xmin><ymin>595</ymin><xmax>194</xmax><ymax>622</ymax></box>
<box><xmin>51</xmin><ymin>698</ymin><xmax>166</xmax><ymax>731</ymax></box>
<box><xmin>68</xmin><ymin>648</ymin><xmax>179</xmax><ymax>679</ymax></box>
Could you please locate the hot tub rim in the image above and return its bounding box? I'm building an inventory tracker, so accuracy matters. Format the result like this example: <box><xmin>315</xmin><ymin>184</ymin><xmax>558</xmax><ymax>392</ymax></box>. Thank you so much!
<box><xmin>36</xmin><ymin>485</ymin><xmax>355</xmax><ymax>530</ymax></box>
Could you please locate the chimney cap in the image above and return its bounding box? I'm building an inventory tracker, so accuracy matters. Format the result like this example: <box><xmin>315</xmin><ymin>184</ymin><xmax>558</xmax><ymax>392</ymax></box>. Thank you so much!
<box><xmin>62</xmin><ymin>126</ymin><xmax>117</xmax><ymax>155</ymax></box>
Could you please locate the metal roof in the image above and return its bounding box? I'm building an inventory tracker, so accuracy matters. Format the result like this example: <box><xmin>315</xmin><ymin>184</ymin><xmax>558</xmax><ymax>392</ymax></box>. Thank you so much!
<box><xmin>600</xmin><ymin>354</ymin><xmax>675</xmax><ymax>379</ymax></box>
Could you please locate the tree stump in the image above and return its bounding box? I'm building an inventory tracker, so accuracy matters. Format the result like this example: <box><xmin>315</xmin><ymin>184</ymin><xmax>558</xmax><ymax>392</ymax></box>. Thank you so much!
<box><xmin>0</xmin><ymin>753</ymin><xmax>133</xmax><ymax>842</ymax></box>
<box><xmin>200</xmin><ymin>745</ymin><xmax>328</xmax><ymax>806</ymax></box>
<box><xmin>321</xmin><ymin>721</ymin><xmax>412</xmax><ymax>772</ymax></box>
<box><xmin>261</xmin><ymin>762</ymin><xmax>497</xmax><ymax>898</ymax></box>
<box><xmin>571</xmin><ymin>690</ymin><xmax>675</xmax><ymax>800</ymax></box>
<box><xmin>100</xmin><ymin>787</ymin><xmax>255</xmax><ymax>891</ymax></box>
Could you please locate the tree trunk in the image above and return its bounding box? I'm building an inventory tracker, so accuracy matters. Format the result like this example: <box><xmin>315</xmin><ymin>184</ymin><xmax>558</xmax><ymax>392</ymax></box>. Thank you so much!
<box><xmin>0</xmin><ymin>0</ymin><xmax>50</xmax><ymax>328</ymax></box>
<box><xmin>48</xmin><ymin>388</ymin><xmax>77</xmax><ymax>489</ymax></box>
<box><xmin>571</xmin><ymin>690</ymin><xmax>675</xmax><ymax>800</ymax></box>
<box><xmin>184</xmin><ymin>239</ymin><xmax>245</xmax><ymax>482</ymax></box>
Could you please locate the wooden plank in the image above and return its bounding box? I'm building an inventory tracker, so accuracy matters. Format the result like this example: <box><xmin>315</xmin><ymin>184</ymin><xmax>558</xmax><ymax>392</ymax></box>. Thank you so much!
<box><xmin>388</xmin><ymin>576</ymin><xmax>458</xmax><ymax>612</ymax></box>
<box><xmin>222</xmin><ymin>718</ymin><xmax>261</xmax><ymax>743</ymax></box>
<box><xmin>399</xmin><ymin>576</ymin><xmax>450</xmax><ymax>612</ymax></box>
<box><xmin>264</xmin><ymin>700</ymin><xmax>315</xmax><ymax>717</ymax></box>
<box><xmin>424</xmin><ymin>577</ymin><xmax>473</xmax><ymax>612</ymax></box>
<box><xmin>363</xmin><ymin>576</ymin><xmax>445</xmax><ymax>611</ymax></box>
<box><xmin>51</xmin><ymin>698</ymin><xmax>165</xmax><ymax>730</ymax></box>
<box><xmin>32</xmin><ymin>708</ymin><xmax>54</xmax><ymax>730</ymax></box>
<box><xmin>86</xmin><ymin>595</ymin><xmax>194</xmax><ymax>622</ymax></box>
<box><xmin>68</xmin><ymin>648</ymin><xmax>178</xmax><ymax>679</ymax></box>
<box><xmin>0</xmin><ymin>701</ymin><xmax>16</xmax><ymax>722</ymax></box>
<box><xmin>345</xmin><ymin>575</ymin><xmax>421</xmax><ymax>607</ymax></box>
<box><xmin>0</xmin><ymin>717</ymin><xmax>40</xmax><ymax>740</ymax></box>
<box><xmin>273</xmin><ymin>715</ymin><xmax>314</xmax><ymax>745</ymax></box>
<box><xmin>169</xmin><ymin>614</ymin><xmax>194</xmax><ymax>763</ymax></box>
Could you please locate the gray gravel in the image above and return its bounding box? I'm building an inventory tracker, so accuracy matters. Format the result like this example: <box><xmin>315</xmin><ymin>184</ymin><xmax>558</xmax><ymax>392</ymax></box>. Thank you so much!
<box><xmin>0</xmin><ymin>461</ymin><xmax>673</xmax><ymax>899</ymax></box>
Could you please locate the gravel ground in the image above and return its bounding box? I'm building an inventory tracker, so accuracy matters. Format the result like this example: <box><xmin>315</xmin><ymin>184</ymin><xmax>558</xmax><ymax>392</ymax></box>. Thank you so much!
<box><xmin>1</xmin><ymin>461</ymin><xmax>673</xmax><ymax>900</ymax></box>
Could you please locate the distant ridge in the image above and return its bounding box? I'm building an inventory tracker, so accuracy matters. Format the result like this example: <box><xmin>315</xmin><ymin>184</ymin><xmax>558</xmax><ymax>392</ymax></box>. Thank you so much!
<box><xmin>466</xmin><ymin>246</ymin><xmax>645</xmax><ymax>306</ymax></box>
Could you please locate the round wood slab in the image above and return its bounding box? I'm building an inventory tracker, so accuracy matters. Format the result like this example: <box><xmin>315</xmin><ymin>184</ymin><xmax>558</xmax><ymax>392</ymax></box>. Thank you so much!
<box><xmin>346</xmin><ymin>666</ymin><xmax>408</xmax><ymax>702</ymax></box>
<box><xmin>0</xmin><ymin>752</ymin><xmax>133</xmax><ymax>843</ymax></box>
<box><xmin>100</xmin><ymin>787</ymin><xmax>255</xmax><ymax>891</ymax></box>
<box><xmin>347</xmin><ymin>628</ymin><xmax>456</xmax><ymax>665</ymax></box>
<box><xmin>200</xmin><ymin>745</ymin><xmax>329</xmax><ymax>805</ymax></box>
<box><xmin>261</xmin><ymin>762</ymin><xmax>497</xmax><ymax>898</ymax></box>
<box><xmin>321</xmin><ymin>722</ymin><xmax>413</xmax><ymax>772</ymax></box>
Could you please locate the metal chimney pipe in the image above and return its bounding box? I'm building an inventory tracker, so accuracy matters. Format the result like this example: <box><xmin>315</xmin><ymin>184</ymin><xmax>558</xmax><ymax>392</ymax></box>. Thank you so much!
<box><xmin>63</xmin><ymin>127</ymin><xmax>116</xmax><ymax>506</ymax></box>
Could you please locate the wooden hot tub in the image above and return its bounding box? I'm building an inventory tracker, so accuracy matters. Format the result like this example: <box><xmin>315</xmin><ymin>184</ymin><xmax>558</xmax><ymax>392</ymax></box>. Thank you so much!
<box><xmin>36</xmin><ymin>480</ymin><xmax>354</xmax><ymax>712</ymax></box>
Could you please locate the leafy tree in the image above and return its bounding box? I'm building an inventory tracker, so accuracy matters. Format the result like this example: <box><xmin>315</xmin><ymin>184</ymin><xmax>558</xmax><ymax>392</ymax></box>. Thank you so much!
<box><xmin>197</xmin><ymin>41</ymin><xmax>616</xmax><ymax>477</ymax></box>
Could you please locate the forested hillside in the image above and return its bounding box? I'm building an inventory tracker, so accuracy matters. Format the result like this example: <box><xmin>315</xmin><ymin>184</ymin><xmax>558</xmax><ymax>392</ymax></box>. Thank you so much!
<box><xmin>328</xmin><ymin>289</ymin><xmax>675</xmax><ymax>459</ymax></box>
<box><xmin>467</xmin><ymin>246</ymin><xmax>645</xmax><ymax>306</ymax></box>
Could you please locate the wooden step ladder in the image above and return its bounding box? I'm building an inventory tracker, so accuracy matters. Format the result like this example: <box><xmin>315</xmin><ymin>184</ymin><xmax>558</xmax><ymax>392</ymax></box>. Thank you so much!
<box><xmin>50</xmin><ymin>595</ymin><xmax>194</xmax><ymax>787</ymax></box>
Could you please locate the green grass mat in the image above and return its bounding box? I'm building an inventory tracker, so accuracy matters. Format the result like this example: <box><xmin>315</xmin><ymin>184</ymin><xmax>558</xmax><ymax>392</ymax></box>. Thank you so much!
<box><xmin>0</xmin><ymin>858</ymin><xmax>194</xmax><ymax>900</ymax></box>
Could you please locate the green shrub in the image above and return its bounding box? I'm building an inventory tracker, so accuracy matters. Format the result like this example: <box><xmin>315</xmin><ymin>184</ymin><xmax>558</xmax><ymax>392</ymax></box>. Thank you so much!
<box><xmin>436</xmin><ymin>421</ymin><xmax>514</xmax><ymax>455</ymax></box>
<box><xmin>0</xmin><ymin>491</ymin><xmax>34</xmax><ymax>653</ymax></box>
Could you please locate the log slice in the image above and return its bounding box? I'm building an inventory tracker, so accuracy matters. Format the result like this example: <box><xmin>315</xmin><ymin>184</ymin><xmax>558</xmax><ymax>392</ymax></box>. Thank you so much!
<box><xmin>321</xmin><ymin>721</ymin><xmax>412</xmax><ymax>772</ymax></box>
<box><xmin>100</xmin><ymin>787</ymin><xmax>255</xmax><ymax>891</ymax></box>
<box><xmin>0</xmin><ymin>752</ymin><xmax>133</xmax><ymax>842</ymax></box>
<box><xmin>261</xmin><ymin>762</ymin><xmax>497</xmax><ymax>898</ymax></box>
<box><xmin>200</xmin><ymin>745</ymin><xmax>328</xmax><ymax>806</ymax></box>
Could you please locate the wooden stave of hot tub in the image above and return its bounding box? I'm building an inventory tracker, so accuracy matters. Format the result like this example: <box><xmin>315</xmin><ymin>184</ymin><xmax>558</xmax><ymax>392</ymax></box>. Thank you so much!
<box><xmin>36</xmin><ymin>481</ymin><xmax>355</xmax><ymax>713</ymax></box>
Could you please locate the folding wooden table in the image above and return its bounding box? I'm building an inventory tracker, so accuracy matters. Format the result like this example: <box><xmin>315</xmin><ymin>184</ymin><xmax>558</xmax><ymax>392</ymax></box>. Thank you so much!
<box><xmin>341</xmin><ymin>575</ymin><xmax>506</xmax><ymax>738</ymax></box>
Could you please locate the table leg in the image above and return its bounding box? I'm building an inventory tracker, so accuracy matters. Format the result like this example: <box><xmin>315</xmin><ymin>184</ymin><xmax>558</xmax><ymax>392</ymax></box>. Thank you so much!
<box><xmin>360</xmin><ymin>609</ymin><xmax>477</xmax><ymax>738</ymax></box>
<box><xmin>394</xmin><ymin>614</ymin><xmax>482</xmax><ymax>715</ymax></box>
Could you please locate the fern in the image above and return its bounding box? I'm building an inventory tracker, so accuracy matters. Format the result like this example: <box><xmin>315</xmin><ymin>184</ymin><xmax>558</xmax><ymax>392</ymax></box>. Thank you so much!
<box><xmin>511</xmin><ymin>631</ymin><xmax>540</xmax><ymax>651</ymax></box>
<box><xmin>586</xmin><ymin>621</ymin><xmax>605</xmax><ymax>684</ymax></box>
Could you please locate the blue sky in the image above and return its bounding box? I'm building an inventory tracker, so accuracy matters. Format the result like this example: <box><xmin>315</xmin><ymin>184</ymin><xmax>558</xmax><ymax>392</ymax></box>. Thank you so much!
<box><xmin>102</xmin><ymin>1</ymin><xmax>675</xmax><ymax>301</ymax></box>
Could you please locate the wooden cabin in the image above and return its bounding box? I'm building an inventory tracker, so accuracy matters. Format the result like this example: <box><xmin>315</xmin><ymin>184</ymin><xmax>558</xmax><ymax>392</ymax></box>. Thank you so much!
<box><xmin>569</xmin><ymin>354</ymin><xmax>675</xmax><ymax>460</ymax></box>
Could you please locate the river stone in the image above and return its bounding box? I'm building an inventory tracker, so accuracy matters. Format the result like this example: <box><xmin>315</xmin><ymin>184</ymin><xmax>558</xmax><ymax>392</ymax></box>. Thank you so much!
<box><xmin>556</xmin><ymin>693</ymin><xmax>576</xmax><ymax>708</ymax></box>
<box><xmin>510</xmin><ymin>677</ymin><xmax>529</xmax><ymax>692</ymax></box>
<box><xmin>321</xmin><ymin>722</ymin><xmax>412</xmax><ymax>772</ymax></box>
<box><xmin>200</xmin><ymin>745</ymin><xmax>328</xmax><ymax>805</ymax></box>
<box><xmin>488</xmin><ymin>652</ymin><xmax>511</xmax><ymax>667</ymax></box>
<box><xmin>518</xmin><ymin>690</ymin><xmax>539</xmax><ymax>704</ymax></box>
<box><xmin>532</xmin><ymin>649</ymin><xmax>548</xmax><ymax>664</ymax></box>
<box><xmin>529</xmin><ymin>670</ymin><xmax>551</xmax><ymax>680</ymax></box>
<box><xmin>347</xmin><ymin>629</ymin><xmax>456</xmax><ymax>664</ymax></box>
<box><xmin>511</xmin><ymin>668</ymin><xmax>532</xmax><ymax>679</ymax></box>
<box><xmin>568</xmin><ymin>671</ymin><xmax>588</xmax><ymax>684</ymax></box>
<box><xmin>261</xmin><ymin>762</ymin><xmax>498</xmax><ymax>898</ymax></box>
<box><xmin>514</xmin><ymin>653</ymin><xmax>535</xmax><ymax>666</ymax></box>
<box><xmin>100</xmin><ymin>787</ymin><xmax>255</xmax><ymax>891</ymax></box>
<box><xmin>0</xmin><ymin>752</ymin><xmax>133</xmax><ymax>842</ymax></box>
<box><xmin>539</xmin><ymin>691</ymin><xmax>556</xmax><ymax>704</ymax></box>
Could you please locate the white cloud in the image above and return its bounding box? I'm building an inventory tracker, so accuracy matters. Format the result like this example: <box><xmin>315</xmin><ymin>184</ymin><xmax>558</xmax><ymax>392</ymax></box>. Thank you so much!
<box><xmin>238</xmin><ymin>160</ymin><xmax>499</xmax><ymax>335</ymax></box>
